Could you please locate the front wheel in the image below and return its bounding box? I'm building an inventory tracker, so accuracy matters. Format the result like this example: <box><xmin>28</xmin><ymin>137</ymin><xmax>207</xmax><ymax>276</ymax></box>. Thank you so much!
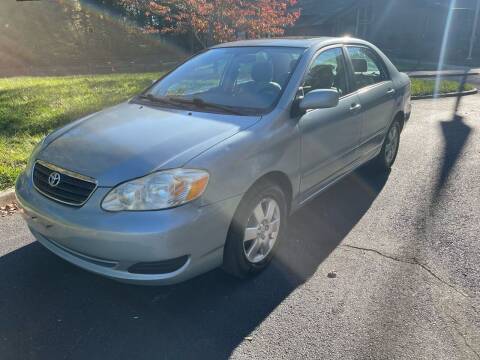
<box><xmin>222</xmin><ymin>180</ymin><xmax>287</xmax><ymax>278</ymax></box>
<box><xmin>373</xmin><ymin>119</ymin><xmax>401</xmax><ymax>171</ymax></box>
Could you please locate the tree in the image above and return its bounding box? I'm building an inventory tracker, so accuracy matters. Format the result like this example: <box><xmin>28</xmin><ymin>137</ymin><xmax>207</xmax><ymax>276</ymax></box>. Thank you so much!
<box><xmin>118</xmin><ymin>0</ymin><xmax>300</xmax><ymax>47</ymax></box>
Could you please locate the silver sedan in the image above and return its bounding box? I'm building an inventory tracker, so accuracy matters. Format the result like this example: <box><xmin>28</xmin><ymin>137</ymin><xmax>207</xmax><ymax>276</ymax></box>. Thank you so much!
<box><xmin>16</xmin><ymin>37</ymin><xmax>411</xmax><ymax>285</ymax></box>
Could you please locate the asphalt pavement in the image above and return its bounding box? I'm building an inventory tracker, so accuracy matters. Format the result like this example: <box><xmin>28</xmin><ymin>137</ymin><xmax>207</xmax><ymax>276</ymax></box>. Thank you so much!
<box><xmin>0</xmin><ymin>95</ymin><xmax>479</xmax><ymax>360</ymax></box>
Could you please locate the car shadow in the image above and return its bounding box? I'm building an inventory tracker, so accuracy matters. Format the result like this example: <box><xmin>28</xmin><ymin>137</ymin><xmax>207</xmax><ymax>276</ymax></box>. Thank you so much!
<box><xmin>0</xmin><ymin>166</ymin><xmax>389</xmax><ymax>360</ymax></box>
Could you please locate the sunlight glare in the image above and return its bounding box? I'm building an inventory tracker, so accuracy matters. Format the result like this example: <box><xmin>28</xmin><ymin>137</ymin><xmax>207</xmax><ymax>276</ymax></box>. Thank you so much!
<box><xmin>434</xmin><ymin>0</ymin><xmax>457</xmax><ymax>97</ymax></box>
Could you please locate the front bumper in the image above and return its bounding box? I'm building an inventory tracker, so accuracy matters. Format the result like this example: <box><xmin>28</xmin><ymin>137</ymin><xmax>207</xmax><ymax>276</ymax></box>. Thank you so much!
<box><xmin>16</xmin><ymin>171</ymin><xmax>241</xmax><ymax>285</ymax></box>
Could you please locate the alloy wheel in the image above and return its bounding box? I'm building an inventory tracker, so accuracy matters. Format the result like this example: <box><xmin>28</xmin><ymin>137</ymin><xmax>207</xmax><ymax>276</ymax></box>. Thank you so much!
<box><xmin>243</xmin><ymin>197</ymin><xmax>281</xmax><ymax>264</ymax></box>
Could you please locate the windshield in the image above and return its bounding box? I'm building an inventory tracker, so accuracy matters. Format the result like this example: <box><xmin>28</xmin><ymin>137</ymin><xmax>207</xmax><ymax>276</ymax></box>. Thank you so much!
<box><xmin>143</xmin><ymin>46</ymin><xmax>306</xmax><ymax>115</ymax></box>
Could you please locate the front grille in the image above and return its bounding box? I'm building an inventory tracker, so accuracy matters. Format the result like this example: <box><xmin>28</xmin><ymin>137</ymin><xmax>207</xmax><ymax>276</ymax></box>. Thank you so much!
<box><xmin>33</xmin><ymin>161</ymin><xmax>97</xmax><ymax>206</ymax></box>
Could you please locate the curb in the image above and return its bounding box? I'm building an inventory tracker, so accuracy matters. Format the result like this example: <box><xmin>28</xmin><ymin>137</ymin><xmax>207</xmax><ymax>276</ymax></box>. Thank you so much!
<box><xmin>412</xmin><ymin>88</ymin><xmax>478</xmax><ymax>100</ymax></box>
<box><xmin>0</xmin><ymin>188</ymin><xmax>16</xmax><ymax>207</ymax></box>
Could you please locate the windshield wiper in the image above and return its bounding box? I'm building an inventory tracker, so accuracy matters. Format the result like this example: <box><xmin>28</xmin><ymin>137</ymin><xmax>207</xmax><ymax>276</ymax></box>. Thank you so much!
<box><xmin>167</xmin><ymin>97</ymin><xmax>243</xmax><ymax>115</ymax></box>
<box><xmin>138</xmin><ymin>94</ymin><xmax>244</xmax><ymax>115</ymax></box>
<box><xmin>137</xmin><ymin>93</ymin><xmax>175</xmax><ymax>105</ymax></box>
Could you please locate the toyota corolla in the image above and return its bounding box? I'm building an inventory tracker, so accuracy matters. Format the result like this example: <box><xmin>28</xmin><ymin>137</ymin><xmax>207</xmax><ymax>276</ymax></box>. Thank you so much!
<box><xmin>16</xmin><ymin>37</ymin><xmax>411</xmax><ymax>285</ymax></box>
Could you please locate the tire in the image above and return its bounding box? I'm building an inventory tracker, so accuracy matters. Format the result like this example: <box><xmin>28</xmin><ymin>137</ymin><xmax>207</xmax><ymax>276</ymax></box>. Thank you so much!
<box><xmin>372</xmin><ymin>118</ymin><xmax>401</xmax><ymax>171</ymax></box>
<box><xmin>222</xmin><ymin>180</ymin><xmax>287</xmax><ymax>278</ymax></box>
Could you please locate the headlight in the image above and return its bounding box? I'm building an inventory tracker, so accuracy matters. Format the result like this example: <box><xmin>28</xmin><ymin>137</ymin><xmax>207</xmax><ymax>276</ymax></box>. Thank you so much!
<box><xmin>101</xmin><ymin>169</ymin><xmax>209</xmax><ymax>211</ymax></box>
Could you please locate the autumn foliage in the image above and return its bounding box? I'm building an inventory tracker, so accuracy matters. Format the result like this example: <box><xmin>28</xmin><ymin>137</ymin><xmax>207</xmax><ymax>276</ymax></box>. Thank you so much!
<box><xmin>119</xmin><ymin>0</ymin><xmax>300</xmax><ymax>46</ymax></box>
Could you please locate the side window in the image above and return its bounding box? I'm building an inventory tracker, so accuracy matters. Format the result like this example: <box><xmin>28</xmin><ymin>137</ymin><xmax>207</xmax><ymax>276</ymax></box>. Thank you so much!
<box><xmin>302</xmin><ymin>48</ymin><xmax>348</xmax><ymax>96</ymax></box>
<box><xmin>346</xmin><ymin>46</ymin><xmax>388</xmax><ymax>89</ymax></box>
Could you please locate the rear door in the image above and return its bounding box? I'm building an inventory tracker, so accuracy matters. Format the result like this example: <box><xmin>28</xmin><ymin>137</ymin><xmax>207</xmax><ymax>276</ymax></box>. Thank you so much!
<box><xmin>345</xmin><ymin>46</ymin><xmax>396</xmax><ymax>158</ymax></box>
<box><xmin>298</xmin><ymin>46</ymin><xmax>362</xmax><ymax>201</ymax></box>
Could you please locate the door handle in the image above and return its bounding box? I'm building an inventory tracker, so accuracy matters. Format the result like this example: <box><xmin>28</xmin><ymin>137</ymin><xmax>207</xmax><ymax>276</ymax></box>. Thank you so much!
<box><xmin>350</xmin><ymin>103</ymin><xmax>362</xmax><ymax>112</ymax></box>
<box><xmin>386</xmin><ymin>88</ymin><xmax>396</xmax><ymax>95</ymax></box>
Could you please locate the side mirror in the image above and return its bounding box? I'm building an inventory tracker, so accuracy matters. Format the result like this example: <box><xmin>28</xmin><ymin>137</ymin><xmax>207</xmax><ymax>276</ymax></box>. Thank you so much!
<box><xmin>299</xmin><ymin>89</ymin><xmax>340</xmax><ymax>111</ymax></box>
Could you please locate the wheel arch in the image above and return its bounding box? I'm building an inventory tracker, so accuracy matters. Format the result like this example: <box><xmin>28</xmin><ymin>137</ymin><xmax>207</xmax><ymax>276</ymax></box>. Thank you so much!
<box><xmin>241</xmin><ymin>171</ymin><xmax>294</xmax><ymax>214</ymax></box>
<box><xmin>258</xmin><ymin>171</ymin><xmax>293</xmax><ymax>212</ymax></box>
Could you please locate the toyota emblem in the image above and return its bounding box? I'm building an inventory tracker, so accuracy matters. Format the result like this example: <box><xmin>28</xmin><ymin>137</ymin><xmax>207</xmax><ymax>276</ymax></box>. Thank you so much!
<box><xmin>48</xmin><ymin>172</ymin><xmax>61</xmax><ymax>187</ymax></box>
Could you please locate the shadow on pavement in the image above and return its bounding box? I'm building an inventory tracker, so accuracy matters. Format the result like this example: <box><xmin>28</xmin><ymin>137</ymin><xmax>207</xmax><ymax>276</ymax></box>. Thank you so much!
<box><xmin>434</xmin><ymin>115</ymin><xmax>471</xmax><ymax>200</ymax></box>
<box><xmin>432</xmin><ymin>87</ymin><xmax>472</xmax><ymax>206</ymax></box>
<box><xmin>0</xmin><ymin>166</ymin><xmax>389</xmax><ymax>360</ymax></box>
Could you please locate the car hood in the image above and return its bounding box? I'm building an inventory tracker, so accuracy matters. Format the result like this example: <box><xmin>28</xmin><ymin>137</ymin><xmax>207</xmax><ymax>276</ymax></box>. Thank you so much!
<box><xmin>38</xmin><ymin>102</ymin><xmax>260</xmax><ymax>186</ymax></box>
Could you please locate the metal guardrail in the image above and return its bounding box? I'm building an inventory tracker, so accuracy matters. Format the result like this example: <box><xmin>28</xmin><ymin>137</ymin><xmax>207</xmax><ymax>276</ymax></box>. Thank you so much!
<box><xmin>407</xmin><ymin>69</ymin><xmax>480</xmax><ymax>78</ymax></box>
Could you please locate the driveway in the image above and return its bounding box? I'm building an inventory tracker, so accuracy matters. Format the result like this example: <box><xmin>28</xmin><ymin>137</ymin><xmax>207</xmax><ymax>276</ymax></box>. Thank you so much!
<box><xmin>0</xmin><ymin>96</ymin><xmax>479</xmax><ymax>360</ymax></box>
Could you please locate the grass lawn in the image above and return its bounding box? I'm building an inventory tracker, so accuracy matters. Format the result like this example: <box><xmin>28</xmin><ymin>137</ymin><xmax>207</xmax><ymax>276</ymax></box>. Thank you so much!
<box><xmin>411</xmin><ymin>78</ymin><xmax>475</xmax><ymax>97</ymax></box>
<box><xmin>0</xmin><ymin>73</ymin><xmax>475</xmax><ymax>190</ymax></box>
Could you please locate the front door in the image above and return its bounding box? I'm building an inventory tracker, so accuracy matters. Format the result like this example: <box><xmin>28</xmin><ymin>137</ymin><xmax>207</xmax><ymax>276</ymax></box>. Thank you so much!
<box><xmin>298</xmin><ymin>47</ymin><xmax>362</xmax><ymax>201</ymax></box>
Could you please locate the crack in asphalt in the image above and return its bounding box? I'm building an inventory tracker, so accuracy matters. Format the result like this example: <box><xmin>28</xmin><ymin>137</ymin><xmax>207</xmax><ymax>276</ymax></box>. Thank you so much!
<box><xmin>340</xmin><ymin>244</ymin><xmax>471</xmax><ymax>300</ymax></box>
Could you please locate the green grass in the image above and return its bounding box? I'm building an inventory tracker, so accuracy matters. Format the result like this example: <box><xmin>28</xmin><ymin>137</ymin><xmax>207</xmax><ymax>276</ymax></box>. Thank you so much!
<box><xmin>0</xmin><ymin>72</ymin><xmax>161</xmax><ymax>190</ymax></box>
<box><xmin>0</xmin><ymin>73</ymin><xmax>475</xmax><ymax>191</ymax></box>
<box><xmin>411</xmin><ymin>78</ymin><xmax>475</xmax><ymax>97</ymax></box>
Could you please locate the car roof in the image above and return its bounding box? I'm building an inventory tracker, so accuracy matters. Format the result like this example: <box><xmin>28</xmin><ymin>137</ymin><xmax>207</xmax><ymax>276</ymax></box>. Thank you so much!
<box><xmin>211</xmin><ymin>36</ymin><xmax>363</xmax><ymax>49</ymax></box>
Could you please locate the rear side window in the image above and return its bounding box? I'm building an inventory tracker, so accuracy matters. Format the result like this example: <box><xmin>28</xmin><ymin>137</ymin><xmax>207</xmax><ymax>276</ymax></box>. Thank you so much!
<box><xmin>346</xmin><ymin>46</ymin><xmax>389</xmax><ymax>89</ymax></box>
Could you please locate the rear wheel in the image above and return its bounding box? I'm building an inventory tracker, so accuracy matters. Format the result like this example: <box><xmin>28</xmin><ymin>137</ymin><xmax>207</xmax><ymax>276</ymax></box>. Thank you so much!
<box><xmin>373</xmin><ymin>118</ymin><xmax>401</xmax><ymax>171</ymax></box>
<box><xmin>222</xmin><ymin>180</ymin><xmax>287</xmax><ymax>278</ymax></box>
